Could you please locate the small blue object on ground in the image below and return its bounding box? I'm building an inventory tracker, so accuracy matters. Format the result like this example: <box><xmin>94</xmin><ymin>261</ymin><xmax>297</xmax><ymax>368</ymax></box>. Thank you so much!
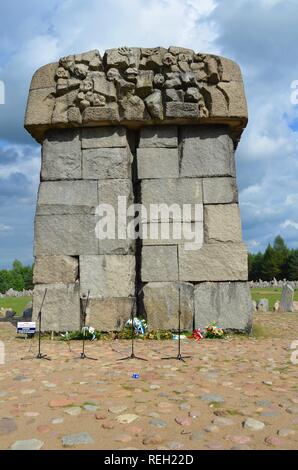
<box><xmin>132</xmin><ymin>373</ymin><xmax>140</xmax><ymax>379</ymax></box>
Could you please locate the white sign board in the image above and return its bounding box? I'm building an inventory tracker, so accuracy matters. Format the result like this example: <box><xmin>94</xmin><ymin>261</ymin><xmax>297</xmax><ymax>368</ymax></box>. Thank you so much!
<box><xmin>17</xmin><ymin>322</ymin><xmax>36</xmax><ymax>334</ymax></box>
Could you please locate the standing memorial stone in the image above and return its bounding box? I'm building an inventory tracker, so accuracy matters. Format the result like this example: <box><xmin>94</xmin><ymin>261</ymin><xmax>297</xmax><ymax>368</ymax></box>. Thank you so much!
<box><xmin>279</xmin><ymin>284</ymin><xmax>294</xmax><ymax>312</ymax></box>
<box><xmin>25</xmin><ymin>46</ymin><xmax>252</xmax><ymax>332</ymax></box>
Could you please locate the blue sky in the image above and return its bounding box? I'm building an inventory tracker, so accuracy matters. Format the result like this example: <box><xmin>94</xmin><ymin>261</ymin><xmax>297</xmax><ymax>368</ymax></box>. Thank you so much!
<box><xmin>0</xmin><ymin>0</ymin><xmax>298</xmax><ymax>268</ymax></box>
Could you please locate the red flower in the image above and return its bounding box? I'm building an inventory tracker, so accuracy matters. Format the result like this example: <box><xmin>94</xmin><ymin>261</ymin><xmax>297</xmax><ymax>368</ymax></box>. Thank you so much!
<box><xmin>190</xmin><ymin>329</ymin><xmax>204</xmax><ymax>341</ymax></box>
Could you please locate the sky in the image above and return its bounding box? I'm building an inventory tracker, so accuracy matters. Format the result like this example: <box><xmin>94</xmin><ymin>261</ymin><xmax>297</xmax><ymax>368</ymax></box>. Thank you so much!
<box><xmin>0</xmin><ymin>0</ymin><xmax>298</xmax><ymax>268</ymax></box>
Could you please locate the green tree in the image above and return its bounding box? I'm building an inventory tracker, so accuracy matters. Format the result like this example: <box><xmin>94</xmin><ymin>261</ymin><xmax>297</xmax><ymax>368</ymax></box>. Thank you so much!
<box><xmin>0</xmin><ymin>270</ymin><xmax>13</xmax><ymax>293</ymax></box>
<box><xmin>273</xmin><ymin>235</ymin><xmax>289</xmax><ymax>279</ymax></box>
<box><xmin>248</xmin><ymin>252</ymin><xmax>263</xmax><ymax>281</ymax></box>
<box><xmin>261</xmin><ymin>244</ymin><xmax>280</xmax><ymax>281</ymax></box>
<box><xmin>0</xmin><ymin>260</ymin><xmax>33</xmax><ymax>293</ymax></box>
<box><xmin>287</xmin><ymin>250</ymin><xmax>298</xmax><ymax>281</ymax></box>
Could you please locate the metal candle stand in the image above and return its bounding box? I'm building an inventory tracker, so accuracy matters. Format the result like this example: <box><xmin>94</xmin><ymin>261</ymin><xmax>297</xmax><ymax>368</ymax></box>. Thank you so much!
<box><xmin>162</xmin><ymin>286</ymin><xmax>191</xmax><ymax>363</ymax></box>
<box><xmin>118</xmin><ymin>288</ymin><xmax>147</xmax><ymax>362</ymax></box>
<box><xmin>21</xmin><ymin>288</ymin><xmax>51</xmax><ymax>361</ymax></box>
<box><xmin>75</xmin><ymin>290</ymin><xmax>97</xmax><ymax>361</ymax></box>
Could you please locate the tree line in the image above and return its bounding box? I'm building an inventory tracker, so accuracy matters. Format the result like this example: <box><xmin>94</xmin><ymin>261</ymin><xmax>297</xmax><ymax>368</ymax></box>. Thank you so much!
<box><xmin>249</xmin><ymin>236</ymin><xmax>298</xmax><ymax>281</ymax></box>
<box><xmin>0</xmin><ymin>260</ymin><xmax>33</xmax><ymax>293</ymax></box>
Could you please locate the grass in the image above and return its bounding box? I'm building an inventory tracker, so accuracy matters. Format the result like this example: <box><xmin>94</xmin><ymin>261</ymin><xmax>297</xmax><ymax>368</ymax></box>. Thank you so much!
<box><xmin>0</xmin><ymin>296</ymin><xmax>32</xmax><ymax>316</ymax></box>
<box><xmin>251</xmin><ymin>323</ymin><xmax>271</xmax><ymax>339</ymax></box>
<box><xmin>251</xmin><ymin>287</ymin><xmax>298</xmax><ymax>311</ymax></box>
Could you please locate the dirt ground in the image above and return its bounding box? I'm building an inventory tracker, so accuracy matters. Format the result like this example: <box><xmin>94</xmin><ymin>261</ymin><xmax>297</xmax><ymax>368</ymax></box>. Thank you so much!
<box><xmin>0</xmin><ymin>313</ymin><xmax>298</xmax><ymax>450</ymax></box>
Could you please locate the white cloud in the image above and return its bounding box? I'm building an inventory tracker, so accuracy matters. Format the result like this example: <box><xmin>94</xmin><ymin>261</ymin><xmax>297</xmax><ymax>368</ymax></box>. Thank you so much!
<box><xmin>247</xmin><ymin>239</ymin><xmax>261</xmax><ymax>249</ymax></box>
<box><xmin>0</xmin><ymin>224</ymin><xmax>12</xmax><ymax>232</ymax></box>
<box><xmin>281</xmin><ymin>220</ymin><xmax>298</xmax><ymax>231</ymax></box>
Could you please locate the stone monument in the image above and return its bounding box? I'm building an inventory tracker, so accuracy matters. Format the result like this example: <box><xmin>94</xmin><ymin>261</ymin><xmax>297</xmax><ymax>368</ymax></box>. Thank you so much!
<box><xmin>25</xmin><ymin>46</ymin><xmax>252</xmax><ymax>333</ymax></box>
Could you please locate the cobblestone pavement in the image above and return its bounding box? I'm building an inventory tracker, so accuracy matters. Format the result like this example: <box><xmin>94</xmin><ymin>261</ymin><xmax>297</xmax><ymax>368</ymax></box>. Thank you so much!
<box><xmin>0</xmin><ymin>313</ymin><xmax>298</xmax><ymax>450</ymax></box>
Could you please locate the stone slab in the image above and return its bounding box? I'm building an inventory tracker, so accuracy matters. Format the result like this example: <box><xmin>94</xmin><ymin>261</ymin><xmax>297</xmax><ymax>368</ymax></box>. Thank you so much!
<box><xmin>180</xmin><ymin>126</ymin><xmax>235</xmax><ymax>177</ymax></box>
<box><xmin>203</xmin><ymin>177</ymin><xmax>238</xmax><ymax>204</ymax></box>
<box><xmin>141</xmin><ymin>179</ymin><xmax>203</xmax><ymax>221</ymax></box>
<box><xmin>82</xmin><ymin>126</ymin><xmax>128</xmax><ymax>148</ymax></box>
<box><xmin>142</xmin><ymin>221</ymin><xmax>203</xmax><ymax>249</ymax></box>
<box><xmin>34</xmin><ymin>214</ymin><xmax>98</xmax><ymax>256</ymax></box>
<box><xmin>30</xmin><ymin>63</ymin><xmax>58</xmax><ymax>90</ymax></box>
<box><xmin>79</xmin><ymin>255</ymin><xmax>135</xmax><ymax>298</ymax></box>
<box><xmin>36</xmin><ymin>181</ymin><xmax>98</xmax><ymax>215</ymax></box>
<box><xmin>41</xmin><ymin>129</ymin><xmax>81</xmax><ymax>180</ymax></box>
<box><xmin>165</xmin><ymin>102</ymin><xmax>199</xmax><ymax>118</ymax></box>
<box><xmin>218</xmin><ymin>81</ymin><xmax>248</xmax><ymax>118</ymax></box>
<box><xmin>141</xmin><ymin>246</ymin><xmax>178</xmax><ymax>282</ymax></box>
<box><xmin>204</xmin><ymin>204</ymin><xmax>242</xmax><ymax>242</ymax></box>
<box><xmin>97</xmin><ymin>179</ymin><xmax>135</xmax><ymax>254</ymax></box>
<box><xmin>32</xmin><ymin>283</ymin><xmax>80</xmax><ymax>331</ymax></box>
<box><xmin>33</xmin><ymin>256</ymin><xmax>79</xmax><ymax>284</ymax></box>
<box><xmin>279</xmin><ymin>284</ymin><xmax>294</xmax><ymax>312</ymax></box>
<box><xmin>137</xmin><ymin>148</ymin><xmax>179</xmax><ymax>179</ymax></box>
<box><xmin>25</xmin><ymin>87</ymin><xmax>56</xmax><ymax>127</ymax></box>
<box><xmin>86</xmin><ymin>298</ymin><xmax>133</xmax><ymax>331</ymax></box>
<box><xmin>143</xmin><ymin>282</ymin><xmax>193</xmax><ymax>331</ymax></box>
<box><xmin>194</xmin><ymin>282</ymin><xmax>252</xmax><ymax>332</ymax></box>
<box><xmin>139</xmin><ymin>126</ymin><xmax>178</xmax><ymax>148</ymax></box>
<box><xmin>178</xmin><ymin>243</ymin><xmax>248</xmax><ymax>281</ymax></box>
<box><xmin>82</xmin><ymin>148</ymin><xmax>132</xmax><ymax>179</ymax></box>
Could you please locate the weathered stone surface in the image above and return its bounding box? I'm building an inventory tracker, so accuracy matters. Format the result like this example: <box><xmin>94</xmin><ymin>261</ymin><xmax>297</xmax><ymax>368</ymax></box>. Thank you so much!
<box><xmin>204</xmin><ymin>204</ymin><xmax>242</xmax><ymax>242</ymax></box>
<box><xmin>25</xmin><ymin>87</ymin><xmax>55</xmax><ymax>127</ymax></box>
<box><xmin>82</xmin><ymin>147</ymin><xmax>132</xmax><ymax>179</ymax></box>
<box><xmin>30</xmin><ymin>63</ymin><xmax>58</xmax><ymax>90</ymax></box>
<box><xmin>142</xmin><ymin>221</ymin><xmax>203</xmax><ymax>249</ymax></box>
<box><xmin>62</xmin><ymin>432</ymin><xmax>94</xmax><ymax>447</ymax></box>
<box><xmin>82</xmin><ymin>104</ymin><xmax>120</xmax><ymax>123</ymax></box>
<box><xmin>34</xmin><ymin>214</ymin><xmax>98</xmax><ymax>256</ymax></box>
<box><xmin>181</xmin><ymin>126</ymin><xmax>235</xmax><ymax>177</ymax></box>
<box><xmin>203</xmin><ymin>177</ymin><xmax>238</xmax><ymax>204</ymax></box>
<box><xmin>32</xmin><ymin>283</ymin><xmax>80</xmax><ymax>331</ymax></box>
<box><xmin>0</xmin><ymin>417</ymin><xmax>17</xmax><ymax>435</ymax></box>
<box><xmin>279</xmin><ymin>284</ymin><xmax>294</xmax><ymax>312</ymax></box>
<box><xmin>194</xmin><ymin>282</ymin><xmax>253</xmax><ymax>332</ymax></box>
<box><xmin>179</xmin><ymin>243</ymin><xmax>248</xmax><ymax>281</ymax></box>
<box><xmin>243</xmin><ymin>418</ymin><xmax>265</xmax><ymax>431</ymax></box>
<box><xmin>220</xmin><ymin>57</ymin><xmax>243</xmax><ymax>82</ymax></box>
<box><xmin>165</xmin><ymin>102</ymin><xmax>199</xmax><ymax>118</ymax></box>
<box><xmin>165</xmin><ymin>89</ymin><xmax>184</xmax><ymax>102</ymax></box>
<box><xmin>137</xmin><ymin>148</ymin><xmax>179</xmax><ymax>179</ymax></box>
<box><xmin>25</xmin><ymin>47</ymin><xmax>248</xmax><ymax>143</ymax></box>
<box><xmin>257</xmin><ymin>299</ymin><xmax>269</xmax><ymax>312</ymax></box>
<box><xmin>86</xmin><ymin>298</ymin><xmax>133</xmax><ymax>331</ymax></box>
<box><xmin>11</xmin><ymin>439</ymin><xmax>44</xmax><ymax>451</ymax></box>
<box><xmin>42</xmin><ymin>129</ymin><xmax>81</xmax><ymax>180</ymax></box>
<box><xmin>202</xmin><ymin>85</ymin><xmax>228</xmax><ymax>117</ymax></box>
<box><xmin>97</xmin><ymin>178</ymin><xmax>135</xmax><ymax>254</ymax></box>
<box><xmin>139</xmin><ymin>126</ymin><xmax>178</xmax><ymax>148</ymax></box>
<box><xmin>120</xmin><ymin>94</ymin><xmax>149</xmax><ymax>121</ymax></box>
<box><xmin>105</xmin><ymin>47</ymin><xmax>140</xmax><ymax>70</ymax></box>
<box><xmin>136</xmin><ymin>71</ymin><xmax>154</xmax><ymax>97</ymax></box>
<box><xmin>98</xmin><ymin>178</ymin><xmax>133</xmax><ymax>207</ymax></box>
<box><xmin>145</xmin><ymin>90</ymin><xmax>163</xmax><ymax>119</ymax></box>
<box><xmin>82</xmin><ymin>126</ymin><xmax>127</xmax><ymax>148</ymax></box>
<box><xmin>218</xmin><ymin>81</ymin><xmax>248</xmax><ymax>118</ymax></box>
<box><xmin>79</xmin><ymin>255</ymin><xmax>135</xmax><ymax>298</ymax></box>
<box><xmin>141</xmin><ymin>246</ymin><xmax>178</xmax><ymax>282</ymax></box>
<box><xmin>143</xmin><ymin>282</ymin><xmax>193</xmax><ymax>331</ymax></box>
<box><xmin>141</xmin><ymin>179</ymin><xmax>203</xmax><ymax>220</ymax></box>
<box><xmin>36</xmin><ymin>181</ymin><xmax>98</xmax><ymax>215</ymax></box>
<box><xmin>33</xmin><ymin>256</ymin><xmax>79</xmax><ymax>284</ymax></box>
